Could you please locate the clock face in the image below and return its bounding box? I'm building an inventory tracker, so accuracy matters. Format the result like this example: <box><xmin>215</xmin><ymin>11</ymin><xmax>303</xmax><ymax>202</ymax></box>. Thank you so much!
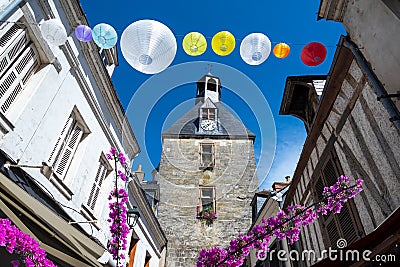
<box><xmin>201</xmin><ymin>119</ymin><xmax>217</xmax><ymax>131</ymax></box>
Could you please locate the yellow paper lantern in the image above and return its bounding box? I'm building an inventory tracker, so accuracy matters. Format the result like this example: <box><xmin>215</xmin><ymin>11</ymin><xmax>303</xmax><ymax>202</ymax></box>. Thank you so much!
<box><xmin>273</xmin><ymin>43</ymin><xmax>290</xmax><ymax>58</ymax></box>
<box><xmin>182</xmin><ymin>32</ymin><xmax>207</xmax><ymax>56</ymax></box>
<box><xmin>211</xmin><ymin>31</ymin><xmax>235</xmax><ymax>56</ymax></box>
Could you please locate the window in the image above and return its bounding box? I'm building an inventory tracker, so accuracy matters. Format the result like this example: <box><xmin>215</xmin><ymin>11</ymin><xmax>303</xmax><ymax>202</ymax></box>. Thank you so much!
<box><xmin>0</xmin><ymin>23</ymin><xmax>39</xmax><ymax>116</ymax></box>
<box><xmin>127</xmin><ymin>237</ymin><xmax>139</xmax><ymax>267</ymax></box>
<box><xmin>87</xmin><ymin>156</ymin><xmax>111</xmax><ymax>210</ymax></box>
<box><xmin>207</xmin><ymin>78</ymin><xmax>217</xmax><ymax>92</ymax></box>
<box><xmin>198</xmin><ymin>186</ymin><xmax>216</xmax><ymax>215</ymax></box>
<box><xmin>200</xmin><ymin>143</ymin><xmax>214</xmax><ymax>167</ymax></box>
<box><xmin>144</xmin><ymin>253</ymin><xmax>151</xmax><ymax>267</ymax></box>
<box><xmin>145</xmin><ymin>191</ymin><xmax>159</xmax><ymax>215</ymax></box>
<box><xmin>48</xmin><ymin>111</ymin><xmax>86</xmax><ymax>179</ymax></box>
<box><xmin>314</xmin><ymin>155</ymin><xmax>364</xmax><ymax>248</ymax></box>
<box><xmin>201</xmin><ymin>108</ymin><xmax>216</xmax><ymax>120</ymax></box>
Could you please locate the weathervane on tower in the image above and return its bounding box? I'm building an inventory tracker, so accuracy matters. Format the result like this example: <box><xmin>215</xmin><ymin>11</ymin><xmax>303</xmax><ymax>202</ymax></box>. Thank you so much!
<box><xmin>207</xmin><ymin>63</ymin><xmax>213</xmax><ymax>75</ymax></box>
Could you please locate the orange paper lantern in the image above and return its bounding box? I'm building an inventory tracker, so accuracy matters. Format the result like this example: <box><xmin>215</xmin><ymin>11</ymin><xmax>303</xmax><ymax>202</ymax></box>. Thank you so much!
<box><xmin>273</xmin><ymin>43</ymin><xmax>290</xmax><ymax>58</ymax></box>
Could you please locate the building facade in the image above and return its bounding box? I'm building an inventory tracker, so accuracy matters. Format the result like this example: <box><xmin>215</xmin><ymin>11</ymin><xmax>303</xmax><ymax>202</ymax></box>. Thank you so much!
<box><xmin>280</xmin><ymin>33</ymin><xmax>400</xmax><ymax>266</ymax></box>
<box><xmin>127</xmin><ymin>168</ymin><xmax>167</xmax><ymax>267</ymax></box>
<box><xmin>318</xmin><ymin>0</ymin><xmax>400</xmax><ymax>113</ymax></box>
<box><xmin>0</xmin><ymin>0</ymin><xmax>166</xmax><ymax>266</ymax></box>
<box><xmin>155</xmin><ymin>74</ymin><xmax>259</xmax><ymax>266</ymax></box>
<box><xmin>248</xmin><ymin>177</ymin><xmax>291</xmax><ymax>267</ymax></box>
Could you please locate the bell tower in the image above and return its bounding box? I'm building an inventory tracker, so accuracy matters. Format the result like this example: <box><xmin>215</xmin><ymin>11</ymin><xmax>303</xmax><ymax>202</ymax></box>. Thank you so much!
<box><xmin>157</xmin><ymin>74</ymin><xmax>258</xmax><ymax>267</ymax></box>
<box><xmin>195</xmin><ymin>74</ymin><xmax>221</xmax><ymax>104</ymax></box>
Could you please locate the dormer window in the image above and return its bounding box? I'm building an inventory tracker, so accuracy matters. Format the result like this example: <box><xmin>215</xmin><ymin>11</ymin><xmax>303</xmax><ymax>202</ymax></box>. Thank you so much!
<box><xmin>202</xmin><ymin>108</ymin><xmax>216</xmax><ymax>120</ymax></box>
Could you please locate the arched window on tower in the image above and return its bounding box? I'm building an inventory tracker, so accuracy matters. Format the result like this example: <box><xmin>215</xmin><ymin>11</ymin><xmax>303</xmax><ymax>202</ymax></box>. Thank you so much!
<box><xmin>207</xmin><ymin>78</ymin><xmax>217</xmax><ymax>92</ymax></box>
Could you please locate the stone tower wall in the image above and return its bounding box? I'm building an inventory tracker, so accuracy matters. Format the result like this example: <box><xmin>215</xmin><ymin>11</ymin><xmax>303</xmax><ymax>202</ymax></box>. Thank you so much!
<box><xmin>157</xmin><ymin>138</ymin><xmax>258</xmax><ymax>267</ymax></box>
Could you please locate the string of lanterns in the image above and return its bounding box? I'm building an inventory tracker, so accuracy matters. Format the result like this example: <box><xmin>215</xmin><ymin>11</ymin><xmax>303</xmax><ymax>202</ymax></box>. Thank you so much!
<box><xmin>37</xmin><ymin>18</ymin><xmax>328</xmax><ymax>74</ymax></box>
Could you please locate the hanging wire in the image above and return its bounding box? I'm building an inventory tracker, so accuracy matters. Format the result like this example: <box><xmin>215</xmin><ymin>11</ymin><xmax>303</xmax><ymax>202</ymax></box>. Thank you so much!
<box><xmin>0</xmin><ymin>19</ymin><xmax>39</xmax><ymax>26</ymax></box>
<box><xmin>27</xmin><ymin>174</ymin><xmax>95</xmax><ymax>237</ymax></box>
<box><xmin>0</xmin><ymin>19</ymin><xmax>338</xmax><ymax>47</ymax></box>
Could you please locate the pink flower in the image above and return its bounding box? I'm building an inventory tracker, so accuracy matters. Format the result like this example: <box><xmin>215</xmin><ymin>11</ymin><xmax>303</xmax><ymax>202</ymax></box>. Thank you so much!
<box><xmin>0</xmin><ymin>218</ymin><xmax>57</xmax><ymax>266</ymax></box>
<box><xmin>118</xmin><ymin>152</ymin><xmax>126</xmax><ymax>166</ymax></box>
<box><xmin>107</xmin><ymin>187</ymin><xmax>130</xmax><ymax>261</ymax></box>
<box><xmin>195</xmin><ymin>175</ymin><xmax>364</xmax><ymax>266</ymax></box>
<box><xmin>118</xmin><ymin>170</ymin><xmax>127</xmax><ymax>182</ymax></box>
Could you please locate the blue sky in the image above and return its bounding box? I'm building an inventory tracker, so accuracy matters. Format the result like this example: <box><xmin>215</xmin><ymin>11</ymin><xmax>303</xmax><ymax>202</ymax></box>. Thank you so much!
<box><xmin>80</xmin><ymin>0</ymin><xmax>345</xmax><ymax>190</ymax></box>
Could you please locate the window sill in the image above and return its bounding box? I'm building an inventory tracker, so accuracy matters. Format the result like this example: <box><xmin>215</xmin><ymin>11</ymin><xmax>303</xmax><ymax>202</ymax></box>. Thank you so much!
<box><xmin>47</xmin><ymin>173</ymin><xmax>74</xmax><ymax>200</ymax></box>
<box><xmin>0</xmin><ymin>112</ymin><xmax>15</xmax><ymax>135</ymax></box>
<box><xmin>81</xmin><ymin>204</ymin><xmax>100</xmax><ymax>230</ymax></box>
<box><xmin>199</xmin><ymin>165</ymin><xmax>214</xmax><ymax>171</ymax></box>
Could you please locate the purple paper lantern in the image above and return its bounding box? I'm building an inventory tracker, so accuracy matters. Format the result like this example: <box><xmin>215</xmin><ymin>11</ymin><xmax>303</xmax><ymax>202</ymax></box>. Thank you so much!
<box><xmin>75</xmin><ymin>25</ymin><xmax>92</xmax><ymax>42</ymax></box>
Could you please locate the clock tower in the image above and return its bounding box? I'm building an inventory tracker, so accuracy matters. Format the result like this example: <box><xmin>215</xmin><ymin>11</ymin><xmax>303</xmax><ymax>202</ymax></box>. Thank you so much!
<box><xmin>156</xmin><ymin>73</ymin><xmax>258</xmax><ymax>266</ymax></box>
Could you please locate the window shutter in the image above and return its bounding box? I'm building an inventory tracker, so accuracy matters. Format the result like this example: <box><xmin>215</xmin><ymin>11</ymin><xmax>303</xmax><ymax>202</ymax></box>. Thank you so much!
<box><xmin>48</xmin><ymin>116</ymin><xmax>74</xmax><ymax>164</ymax></box>
<box><xmin>323</xmin><ymin>158</ymin><xmax>338</xmax><ymax>186</ymax></box>
<box><xmin>326</xmin><ymin>219</ymin><xmax>340</xmax><ymax>249</ymax></box>
<box><xmin>54</xmin><ymin>123</ymin><xmax>83</xmax><ymax>178</ymax></box>
<box><xmin>87</xmin><ymin>159</ymin><xmax>107</xmax><ymax>209</ymax></box>
<box><xmin>0</xmin><ymin>45</ymin><xmax>38</xmax><ymax>114</ymax></box>
<box><xmin>337</xmin><ymin>204</ymin><xmax>359</xmax><ymax>244</ymax></box>
<box><xmin>315</xmin><ymin>176</ymin><xmax>325</xmax><ymax>201</ymax></box>
<box><xmin>0</xmin><ymin>24</ymin><xmax>27</xmax><ymax>72</ymax></box>
<box><xmin>0</xmin><ymin>22</ymin><xmax>38</xmax><ymax>115</ymax></box>
<box><xmin>320</xmin><ymin>155</ymin><xmax>361</xmax><ymax>249</ymax></box>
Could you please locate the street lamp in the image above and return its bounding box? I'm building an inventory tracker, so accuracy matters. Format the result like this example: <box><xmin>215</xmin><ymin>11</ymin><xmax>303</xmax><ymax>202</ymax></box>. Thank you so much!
<box><xmin>127</xmin><ymin>207</ymin><xmax>140</xmax><ymax>228</ymax></box>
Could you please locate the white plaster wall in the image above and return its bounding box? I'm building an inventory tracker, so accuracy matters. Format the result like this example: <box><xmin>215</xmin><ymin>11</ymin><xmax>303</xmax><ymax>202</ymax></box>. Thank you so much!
<box><xmin>342</xmin><ymin>0</ymin><xmax>400</xmax><ymax>109</ymax></box>
<box><xmin>0</xmin><ymin>0</ymin><xmax>134</xmax><ymax>248</ymax></box>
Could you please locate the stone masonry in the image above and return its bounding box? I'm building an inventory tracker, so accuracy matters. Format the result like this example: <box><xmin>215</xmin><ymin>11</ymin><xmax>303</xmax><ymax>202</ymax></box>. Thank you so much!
<box><xmin>157</xmin><ymin>137</ymin><xmax>258</xmax><ymax>267</ymax></box>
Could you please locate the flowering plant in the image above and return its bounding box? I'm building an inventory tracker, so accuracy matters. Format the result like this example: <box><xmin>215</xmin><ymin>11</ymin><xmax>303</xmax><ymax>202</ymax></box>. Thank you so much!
<box><xmin>0</xmin><ymin>218</ymin><xmax>57</xmax><ymax>267</ymax></box>
<box><xmin>195</xmin><ymin>176</ymin><xmax>364</xmax><ymax>267</ymax></box>
<box><xmin>106</xmin><ymin>147</ymin><xmax>130</xmax><ymax>267</ymax></box>
<box><xmin>198</xmin><ymin>207</ymin><xmax>217</xmax><ymax>226</ymax></box>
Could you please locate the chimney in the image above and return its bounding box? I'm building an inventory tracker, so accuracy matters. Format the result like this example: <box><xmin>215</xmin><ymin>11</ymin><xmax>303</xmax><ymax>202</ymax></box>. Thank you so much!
<box><xmin>285</xmin><ymin>176</ymin><xmax>291</xmax><ymax>183</ymax></box>
<box><xmin>135</xmin><ymin>164</ymin><xmax>145</xmax><ymax>182</ymax></box>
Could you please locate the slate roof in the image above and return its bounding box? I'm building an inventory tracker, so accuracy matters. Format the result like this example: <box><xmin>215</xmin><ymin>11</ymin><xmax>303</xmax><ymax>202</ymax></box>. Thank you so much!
<box><xmin>162</xmin><ymin>100</ymin><xmax>255</xmax><ymax>140</ymax></box>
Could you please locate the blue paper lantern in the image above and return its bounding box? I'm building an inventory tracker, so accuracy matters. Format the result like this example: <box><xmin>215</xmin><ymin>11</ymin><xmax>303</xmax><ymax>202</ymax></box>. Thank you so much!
<box><xmin>75</xmin><ymin>25</ymin><xmax>92</xmax><ymax>42</ymax></box>
<box><xmin>92</xmin><ymin>23</ymin><xmax>117</xmax><ymax>49</ymax></box>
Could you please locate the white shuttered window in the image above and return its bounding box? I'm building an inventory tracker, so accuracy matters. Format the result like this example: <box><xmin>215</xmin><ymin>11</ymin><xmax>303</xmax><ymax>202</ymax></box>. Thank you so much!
<box><xmin>0</xmin><ymin>23</ymin><xmax>39</xmax><ymax>115</ymax></box>
<box><xmin>87</xmin><ymin>157</ymin><xmax>108</xmax><ymax>210</ymax></box>
<box><xmin>49</xmin><ymin>114</ymin><xmax>84</xmax><ymax>179</ymax></box>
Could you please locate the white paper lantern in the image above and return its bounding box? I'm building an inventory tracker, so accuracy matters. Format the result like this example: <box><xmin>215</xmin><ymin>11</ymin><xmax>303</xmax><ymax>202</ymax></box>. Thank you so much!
<box><xmin>40</xmin><ymin>19</ymin><xmax>68</xmax><ymax>46</ymax></box>
<box><xmin>240</xmin><ymin>33</ymin><xmax>271</xmax><ymax>65</ymax></box>
<box><xmin>120</xmin><ymin>20</ymin><xmax>177</xmax><ymax>74</ymax></box>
